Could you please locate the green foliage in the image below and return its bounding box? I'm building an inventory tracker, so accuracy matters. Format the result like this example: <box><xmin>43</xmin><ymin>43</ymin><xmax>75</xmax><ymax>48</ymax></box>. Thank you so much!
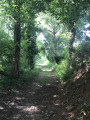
<box><xmin>0</xmin><ymin>29</ymin><xmax>14</xmax><ymax>72</ymax></box>
<box><xmin>0</xmin><ymin>68</ymin><xmax>41</xmax><ymax>90</ymax></box>
<box><xmin>20</xmin><ymin>68</ymin><xmax>41</xmax><ymax>82</ymax></box>
<box><xmin>0</xmin><ymin>0</ymin><xmax>90</xmax><ymax>93</ymax></box>
<box><xmin>36</xmin><ymin>13</ymin><xmax>69</xmax><ymax>63</ymax></box>
<box><xmin>48</xmin><ymin>0</ymin><xmax>90</xmax><ymax>67</ymax></box>
<box><xmin>49</xmin><ymin>0</ymin><xmax>90</xmax><ymax>27</ymax></box>
<box><xmin>55</xmin><ymin>60</ymin><xmax>73</xmax><ymax>82</ymax></box>
<box><xmin>72</xmin><ymin>41</ymin><xmax>90</xmax><ymax>69</ymax></box>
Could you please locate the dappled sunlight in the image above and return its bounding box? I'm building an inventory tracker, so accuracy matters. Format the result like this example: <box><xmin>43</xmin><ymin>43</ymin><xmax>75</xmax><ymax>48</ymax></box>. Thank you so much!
<box><xmin>23</xmin><ymin>106</ymin><xmax>39</xmax><ymax>113</ymax></box>
<box><xmin>0</xmin><ymin>106</ymin><xmax>4</xmax><ymax>110</ymax></box>
<box><xmin>67</xmin><ymin>112</ymin><xmax>75</xmax><ymax>119</ymax></box>
<box><xmin>13</xmin><ymin>90</ymin><xmax>20</xmax><ymax>93</ymax></box>
<box><xmin>9</xmin><ymin>102</ymin><xmax>15</xmax><ymax>106</ymax></box>
<box><xmin>15</xmin><ymin>97</ymin><xmax>25</xmax><ymax>101</ymax></box>
<box><xmin>0</xmin><ymin>0</ymin><xmax>90</xmax><ymax>119</ymax></box>
<box><xmin>73</xmin><ymin>64</ymin><xmax>90</xmax><ymax>83</ymax></box>
<box><xmin>37</xmin><ymin>63</ymin><xmax>53</xmax><ymax>72</ymax></box>
<box><xmin>27</xmin><ymin>91</ymin><xmax>35</xmax><ymax>95</ymax></box>
<box><xmin>74</xmin><ymin>70</ymin><xmax>84</xmax><ymax>81</ymax></box>
<box><xmin>0</xmin><ymin>68</ymin><xmax>89</xmax><ymax>120</ymax></box>
<box><xmin>12</xmin><ymin>114</ymin><xmax>21</xmax><ymax>120</ymax></box>
<box><xmin>53</xmin><ymin>95</ymin><xmax>59</xmax><ymax>98</ymax></box>
<box><xmin>36</xmin><ymin>55</ymin><xmax>50</xmax><ymax>71</ymax></box>
<box><xmin>53</xmin><ymin>100</ymin><xmax>60</xmax><ymax>106</ymax></box>
<box><xmin>33</xmin><ymin>82</ymin><xmax>39</xmax><ymax>87</ymax></box>
<box><xmin>16</xmin><ymin>105</ymin><xmax>26</xmax><ymax>109</ymax></box>
<box><xmin>42</xmin><ymin>69</ymin><xmax>52</xmax><ymax>71</ymax></box>
<box><xmin>46</xmin><ymin>83</ymin><xmax>51</xmax><ymax>86</ymax></box>
<box><xmin>49</xmin><ymin>74</ymin><xmax>55</xmax><ymax>77</ymax></box>
<box><xmin>41</xmin><ymin>66</ymin><xmax>52</xmax><ymax>71</ymax></box>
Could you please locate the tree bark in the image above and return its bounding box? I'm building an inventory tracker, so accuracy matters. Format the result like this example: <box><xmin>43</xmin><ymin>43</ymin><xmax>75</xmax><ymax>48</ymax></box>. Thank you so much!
<box><xmin>12</xmin><ymin>21</ymin><xmax>21</xmax><ymax>79</ymax></box>
<box><xmin>69</xmin><ymin>22</ymin><xmax>76</xmax><ymax>65</ymax></box>
<box><xmin>11</xmin><ymin>1</ymin><xmax>21</xmax><ymax>79</ymax></box>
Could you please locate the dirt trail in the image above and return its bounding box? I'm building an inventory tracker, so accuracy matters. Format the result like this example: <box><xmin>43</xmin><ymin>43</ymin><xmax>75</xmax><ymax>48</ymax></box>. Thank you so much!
<box><xmin>0</xmin><ymin>71</ymin><xmax>85</xmax><ymax>120</ymax></box>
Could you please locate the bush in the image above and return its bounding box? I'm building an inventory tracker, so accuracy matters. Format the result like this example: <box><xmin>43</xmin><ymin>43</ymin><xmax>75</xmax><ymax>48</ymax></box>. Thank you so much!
<box><xmin>20</xmin><ymin>68</ymin><xmax>41</xmax><ymax>82</ymax></box>
<box><xmin>55</xmin><ymin>60</ymin><xmax>73</xmax><ymax>83</ymax></box>
<box><xmin>72</xmin><ymin>41</ymin><xmax>90</xmax><ymax>69</ymax></box>
<box><xmin>0</xmin><ymin>68</ymin><xmax>41</xmax><ymax>91</ymax></box>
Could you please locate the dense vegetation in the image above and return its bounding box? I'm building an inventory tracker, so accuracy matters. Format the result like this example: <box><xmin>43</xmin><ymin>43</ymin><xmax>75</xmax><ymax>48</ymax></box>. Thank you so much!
<box><xmin>0</xmin><ymin>0</ymin><xmax>90</xmax><ymax>86</ymax></box>
<box><xmin>0</xmin><ymin>0</ymin><xmax>90</xmax><ymax>118</ymax></box>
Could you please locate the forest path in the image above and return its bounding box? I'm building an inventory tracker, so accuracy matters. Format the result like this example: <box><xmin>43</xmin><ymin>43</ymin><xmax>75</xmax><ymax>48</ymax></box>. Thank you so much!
<box><xmin>0</xmin><ymin>71</ymin><xmax>83</xmax><ymax>120</ymax></box>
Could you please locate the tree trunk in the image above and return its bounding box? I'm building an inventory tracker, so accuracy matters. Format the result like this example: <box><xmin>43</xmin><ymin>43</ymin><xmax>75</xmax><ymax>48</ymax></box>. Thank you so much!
<box><xmin>69</xmin><ymin>22</ymin><xmax>76</xmax><ymax>65</ymax></box>
<box><xmin>11</xmin><ymin>1</ymin><xmax>21</xmax><ymax>79</ymax></box>
<box><xmin>12</xmin><ymin>20</ymin><xmax>21</xmax><ymax>79</ymax></box>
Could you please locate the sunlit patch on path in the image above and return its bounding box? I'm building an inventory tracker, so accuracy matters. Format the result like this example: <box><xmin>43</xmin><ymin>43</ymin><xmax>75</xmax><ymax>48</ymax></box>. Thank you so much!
<box><xmin>0</xmin><ymin>71</ymin><xmax>85</xmax><ymax>120</ymax></box>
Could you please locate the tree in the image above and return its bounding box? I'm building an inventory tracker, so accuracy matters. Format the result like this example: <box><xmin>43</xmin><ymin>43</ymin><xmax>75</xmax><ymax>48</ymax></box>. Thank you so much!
<box><xmin>49</xmin><ymin>0</ymin><xmax>90</xmax><ymax>64</ymax></box>
<box><xmin>36</xmin><ymin>13</ymin><xmax>68</xmax><ymax>63</ymax></box>
<box><xmin>0</xmin><ymin>0</ymin><xmax>51</xmax><ymax>78</ymax></box>
<box><xmin>26</xmin><ymin>19</ymin><xmax>38</xmax><ymax>69</ymax></box>
<box><xmin>10</xmin><ymin>0</ymin><xmax>51</xmax><ymax>77</ymax></box>
<box><xmin>6</xmin><ymin>0</ymin><xmax>23</xmax><ymax>79</ymax></box>
<box><xmin>0</xmin><ymin>28</ymin><xmax>13</xmax><ymax>76</ymax></box>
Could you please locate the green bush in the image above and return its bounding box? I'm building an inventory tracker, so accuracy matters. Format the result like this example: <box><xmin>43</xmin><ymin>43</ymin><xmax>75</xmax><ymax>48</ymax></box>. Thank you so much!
<box><xmin>20</xmin><ymin>68</ymin><xmax>41</xmax><ymax>82</ymax></box>
<box><xmin>0</xmin><ymin>39</ymin><xmax>14</xmax><ymax>74</ymax></box>
<box><xmin>55</xmin><ymin>60</ymin><xmax>73</xmax><ymax>82</ymax></box>
<box><xmin>0</xmin><ymin>68</ymin><xmax>41</xmax><ymax>91</ymax></box>
<box><xmin>72</xmin><ymin>41</ymin><xmax>90</xmax><ymax>69</ymax></box>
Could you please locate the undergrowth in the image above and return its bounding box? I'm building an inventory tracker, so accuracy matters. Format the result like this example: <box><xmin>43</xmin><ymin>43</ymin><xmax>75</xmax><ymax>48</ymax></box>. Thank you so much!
<box><xmin>53</xmin><ymin>60</ymin><xmax>74</xmax><ymax>83</ymax></box>
<box><xmin>0</xmin><ymin>68</ymin><xmax>41</xmax><ymax>91</ymax></box>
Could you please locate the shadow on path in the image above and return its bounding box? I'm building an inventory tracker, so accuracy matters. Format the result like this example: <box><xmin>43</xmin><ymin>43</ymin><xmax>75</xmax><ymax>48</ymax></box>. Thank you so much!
<box><xmin>0</xmin><ymin>72</ymin><xmax>84</xmax><ymax>120</ymax></box>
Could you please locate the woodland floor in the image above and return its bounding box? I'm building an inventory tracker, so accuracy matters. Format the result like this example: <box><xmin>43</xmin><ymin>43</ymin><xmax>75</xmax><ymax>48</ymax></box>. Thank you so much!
<box><xmin>0</xmin><ymin>67</ymin><xmax>90</xmax><ymax>120</ymax></box>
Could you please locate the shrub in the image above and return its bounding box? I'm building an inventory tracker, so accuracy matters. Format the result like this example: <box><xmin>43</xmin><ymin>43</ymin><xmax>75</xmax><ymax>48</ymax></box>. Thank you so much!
<box><xmin>0</xmin><ymin>68</ymin><xmax>41</xmax><ymax>91</ymax></box>
<box><xmin>72</xmin><ymin>41</ymin><xmax>90</xmax><ymax>69</ymax></box>
<box><xmin>55</xmin><ymin>60</ymin><xmax>73</xmax><ymax>82</ymax></box>
<box><xmin>19</xmin><ymin>68</ymin><xmax>41</xmax><ymax>82</ymax></box>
